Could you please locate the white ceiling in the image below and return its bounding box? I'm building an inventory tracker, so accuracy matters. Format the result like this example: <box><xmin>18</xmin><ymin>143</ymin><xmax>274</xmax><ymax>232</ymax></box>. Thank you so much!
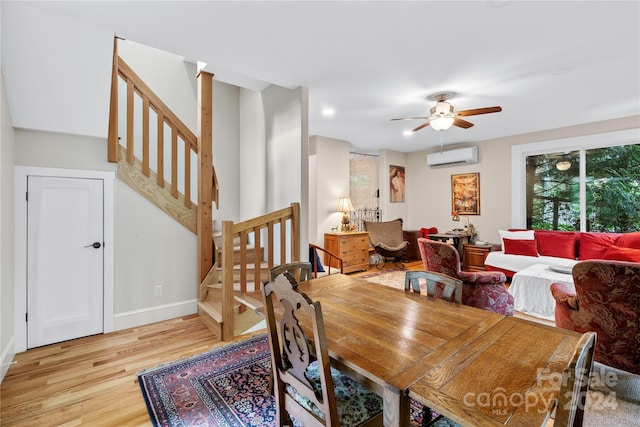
<box><xmin>4</xmin><ymin>1</ymin><xmax>640</xmax><ymax>153</ymax></box>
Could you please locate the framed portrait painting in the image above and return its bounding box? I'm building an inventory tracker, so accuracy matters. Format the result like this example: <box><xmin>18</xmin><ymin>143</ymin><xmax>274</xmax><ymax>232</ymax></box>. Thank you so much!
<box><xmin>451</xmin><ymin>173</ymin><xmax>480</xmax><ymax>215</ymax></box>
<box><xmin>389</xmin><ymin>165</ymin><xmax>405</xmax><ymax>203</ymax></box>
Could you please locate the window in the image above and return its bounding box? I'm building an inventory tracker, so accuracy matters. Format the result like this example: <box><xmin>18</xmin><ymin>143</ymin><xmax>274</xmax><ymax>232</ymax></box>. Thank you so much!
<box><xmin>349</xmin><ymin>153</ymin><xmax>378</xmax><ymax>210</ymax></box>
<box><xmin>519</xmin><ymin>132</ymin><xmax>640</xmax><ymax>232</ymax></box>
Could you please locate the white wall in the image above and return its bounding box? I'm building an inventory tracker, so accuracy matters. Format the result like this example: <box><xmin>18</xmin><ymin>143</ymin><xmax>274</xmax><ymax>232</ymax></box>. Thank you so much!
<box><xmin>1</xmin><ymin>69</ymin><xmax>16</xmax><ymax>382</ymax></box>
<box><xmin>406</xmin><ymin>116</ymin><xmax>640</xmax><ymax>244</ymax></box>
<box><xmin>378</xmin><ymin>149</ymin><xmax>408</xmax><ymax>222</ymax></box>
<box><xmin>1</xmin><ymin>1</ymin><xmax>113</xmax><ymax>138</ymax></box>
<box><xmin>239</xmin><ymin>88</ymin><xmax>267</xmax><ymax>223</ymax></box>
<box><xmin>119</xmin><ymin>40</ymin><xmax>198</xmax><ymax>133</ymax></box>
<box><xmin>213</xmin><ymin>81</ymin><xmax>241</xmax><ymax>226</ymax></box>
<box><xmin>309</xmin><ymin>135</ymin><xmax>351</xmax><ymax>245</ymax></box>
<box><xmin>12</xmin><ymin>129</ymin><xmax>196</xmax><ymax>329</ymax></box>
<box><xmin>263</xmin><ymin>84</ymin><xmax>309</xmax><ymax>259</ymax></box>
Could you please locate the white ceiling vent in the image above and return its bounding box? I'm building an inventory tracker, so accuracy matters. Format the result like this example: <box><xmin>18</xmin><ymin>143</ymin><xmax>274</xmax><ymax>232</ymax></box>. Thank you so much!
<box><xmin>427</xmin><ymin>146</ymin><xmax>478</xmax><ymax>166</ymax></box>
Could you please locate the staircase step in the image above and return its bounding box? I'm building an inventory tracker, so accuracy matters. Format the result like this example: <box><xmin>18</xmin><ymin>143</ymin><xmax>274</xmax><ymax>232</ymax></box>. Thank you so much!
<box><xmin>234</xmin><ymin>290</ymin><xmax>265</xmax><ymax>312</ymax></box>
<box><xmin>197</xmin><ymin>301</ymin><xmax>222</xmax><ymax>323</ymax></box>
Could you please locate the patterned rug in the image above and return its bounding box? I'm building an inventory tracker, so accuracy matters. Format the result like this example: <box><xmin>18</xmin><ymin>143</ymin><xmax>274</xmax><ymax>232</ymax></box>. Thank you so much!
<box><xmin>138</xmin><ymin>332</ymin><xmax>436</xmax><ymax>426</ymax></box>
<box><xmin>138</xmin><ymin>334</ymin><xmax>278</xmax><ymax>427</ymax></box>
<box><xmin>360</xmin><ymin>269</ymin><xmax>408</xmax><ymax>290</ymax></box>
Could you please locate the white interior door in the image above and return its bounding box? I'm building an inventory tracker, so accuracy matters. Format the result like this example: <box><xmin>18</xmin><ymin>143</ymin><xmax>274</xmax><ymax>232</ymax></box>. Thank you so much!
<box><xmin>27</xmin><ymin>176</ymin><xmax>104</xmax><ymax>348</ymax></box>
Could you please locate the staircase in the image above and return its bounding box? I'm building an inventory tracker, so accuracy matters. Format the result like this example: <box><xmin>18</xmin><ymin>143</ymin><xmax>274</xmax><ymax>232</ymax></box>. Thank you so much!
<box><xmin>106</xmin><ymin>38</ymin><xmax>300</xmax><ymax>341</ymax></box>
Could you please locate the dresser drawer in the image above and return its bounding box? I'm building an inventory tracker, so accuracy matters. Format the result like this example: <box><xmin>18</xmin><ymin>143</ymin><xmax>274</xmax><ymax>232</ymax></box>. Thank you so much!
<box><xmin>324</xmin><ymin>231</ymin><xmax>370</xmax><ymax>273</ymax></box>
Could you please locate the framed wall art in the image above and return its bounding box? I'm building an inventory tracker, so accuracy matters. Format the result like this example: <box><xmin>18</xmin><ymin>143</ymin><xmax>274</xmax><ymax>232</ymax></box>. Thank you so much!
<box><xmin>451</xmin><ymin>172</ymin><xmax>480</xmax><ymax>215</ymax></box>
<box><xmin>389</xmin><ymin>165</ymin><xmax>405</xmax><ymax>203</ymax></box>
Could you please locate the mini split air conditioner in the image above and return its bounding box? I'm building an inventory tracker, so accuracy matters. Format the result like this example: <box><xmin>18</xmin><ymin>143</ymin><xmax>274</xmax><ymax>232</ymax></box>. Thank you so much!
<box><xmin>427</xmin><ymin>146</ymin><xmax>478</xmax><ymax>166</ymax></box>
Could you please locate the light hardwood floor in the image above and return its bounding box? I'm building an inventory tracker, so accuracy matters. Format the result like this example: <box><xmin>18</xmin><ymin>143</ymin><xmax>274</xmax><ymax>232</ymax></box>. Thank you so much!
<box><xmin>2</xmin><ymin>260</ymin><xmax>543</xmax><ymax>427</ymax></box>
<box><xmin>1</xmin><ymin>315</ymin><xmax>224</xmax><ymax>426</ymax></box>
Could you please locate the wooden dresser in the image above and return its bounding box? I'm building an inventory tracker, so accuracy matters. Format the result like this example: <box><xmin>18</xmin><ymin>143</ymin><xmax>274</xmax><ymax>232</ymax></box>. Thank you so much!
<box><xmin>323</xmin><ymin>231</ymin><xmax>369</xmax><ymax>273</ymax></box>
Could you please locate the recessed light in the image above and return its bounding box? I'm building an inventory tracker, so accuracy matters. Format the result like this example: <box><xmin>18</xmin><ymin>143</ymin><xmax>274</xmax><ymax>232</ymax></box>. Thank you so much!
<box><xmin>322</xmin><ymin>108</ymin><xmax>335</xmax><ymax>116</ymax></box>
<box><xmin>403</xmin><ymin>130</ymin><xmax>413</xmax><ymax>136</ymax></box>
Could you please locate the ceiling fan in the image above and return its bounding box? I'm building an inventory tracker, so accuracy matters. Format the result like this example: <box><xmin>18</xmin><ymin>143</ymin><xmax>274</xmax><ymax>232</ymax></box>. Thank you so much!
<box><xmin>391</xmin><ymin>93</ymin><xmax>502</xmax><ymax>132</ymax></box>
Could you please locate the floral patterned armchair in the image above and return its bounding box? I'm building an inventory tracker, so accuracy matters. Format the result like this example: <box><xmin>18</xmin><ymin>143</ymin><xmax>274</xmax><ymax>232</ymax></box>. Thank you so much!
<box><xmin>417</xmin><ymin>238</ymin><xmax>514</xmax><ymax>316</ymax></box>
<box><xmin>551</xmin><ymin>260</ymin><xmax>640</xmax><ymax>375</ymax></box>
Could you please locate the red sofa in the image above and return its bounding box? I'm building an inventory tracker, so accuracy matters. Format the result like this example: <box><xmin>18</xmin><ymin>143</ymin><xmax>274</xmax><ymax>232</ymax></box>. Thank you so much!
<box><xmin>485</xmin><ymin>230</ymin><xmax>640</xmax><ymax>278</ymax></box>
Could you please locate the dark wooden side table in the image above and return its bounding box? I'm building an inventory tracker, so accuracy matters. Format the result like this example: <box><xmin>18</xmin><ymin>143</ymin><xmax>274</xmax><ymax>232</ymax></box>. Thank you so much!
<box><xmin>462</xmin><ymin>243</ymin><xmax>493</xmax><ymax>271</ymax></box>
<box><xmin>402</xmin><ymin>229</ymin><xmax>421</xmax><ymax>261</ymax></box>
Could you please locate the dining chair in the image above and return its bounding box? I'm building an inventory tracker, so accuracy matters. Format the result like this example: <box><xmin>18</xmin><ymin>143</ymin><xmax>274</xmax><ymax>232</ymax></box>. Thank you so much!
<box><xmin>270</xmin><ymin>261</ymin><xmax>313</xmax><ymax>283</ymax></box>
<box><xmin>405</xmin><ymin>270</ymin><xmax>463</xmax><ymax>427</ymax></box>
<box><xmin>404</xmin><ymin>270</ymin><xmax>462</xmax><ymax>304</ymax></box>
<box><xmin>262</xmin><ymin>273</ymin><xmax>384</xmax><ymax>427</ymax></box>
<box><xmin>554</xmin><ymin>331</ymin><xmax>597</xmax><ymax>427</ymax></box>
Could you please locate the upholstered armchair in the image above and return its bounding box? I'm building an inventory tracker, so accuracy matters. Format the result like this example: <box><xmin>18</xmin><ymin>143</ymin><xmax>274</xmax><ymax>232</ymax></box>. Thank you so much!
<box><xmin>417</xmin><ymin>238</ymin><xmax>514</xmax><ymax>316</ymax></box>
<box><xmin>551</xmin><ymin>260</ymin><xmax>640</xmax><ymax>375</ymax></box>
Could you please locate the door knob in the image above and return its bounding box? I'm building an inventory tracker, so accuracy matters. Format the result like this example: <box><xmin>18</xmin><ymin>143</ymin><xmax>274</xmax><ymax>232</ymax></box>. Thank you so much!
<box><xmin>84</xmin><ymin>242</ymin><xmax>102</xmax><ymax>249</ymax></box>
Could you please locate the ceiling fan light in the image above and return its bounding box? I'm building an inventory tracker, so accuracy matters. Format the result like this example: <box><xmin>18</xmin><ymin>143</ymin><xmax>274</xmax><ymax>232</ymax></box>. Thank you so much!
<box><xmin>432</xmin><ymin>101</ymin><xmax>454</xmax><ymax>116</ymax></box>
<box><xmin>430</xmin><ymin>116</ymin><xmax>455</xmax><ymax>131</ymax></box>
<box><xmin>556</xmin><ymin>160</ymin><xmax>572</xmax><ymax>171</ymax></box>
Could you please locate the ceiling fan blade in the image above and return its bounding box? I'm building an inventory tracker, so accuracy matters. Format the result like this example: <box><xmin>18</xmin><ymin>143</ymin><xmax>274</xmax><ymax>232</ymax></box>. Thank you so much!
<box><xmin>412</xmin><ymin>122</ymin><xmax>431</xmax><ymax>132</ymax></box>
<box><xmin>390</xmin><ymin>116</ymin><xmax>430</xmax><ymax>121</ymax></box>
<box><xmin>453</xmin><ymin>117</ymin><xmax>474</xmax><ymax>129</ymax></box>
<box><xmin>456</xmin><ymin>106</ymin><xmax>502</xmax><ymax>117</ymax></box>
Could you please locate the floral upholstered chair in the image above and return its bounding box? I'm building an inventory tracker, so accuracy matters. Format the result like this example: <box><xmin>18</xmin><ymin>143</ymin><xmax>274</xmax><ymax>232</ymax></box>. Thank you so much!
<box><xmin>416</xmin><ymin>238</ymin><xmax>514</xmax><ymax>316</ymax></box>
<box><xmin>551</xmin><ymin>260</ymin><xmax>640</xmax><ymax>375</ymax></box>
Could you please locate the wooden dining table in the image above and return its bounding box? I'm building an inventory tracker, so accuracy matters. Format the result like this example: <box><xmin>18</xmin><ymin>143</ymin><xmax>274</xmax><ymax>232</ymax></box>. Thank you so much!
<box><xmin>408</xmin><ymin>316</ymin><xmax>582</xmax><ymax>426</ymax></box>
<box><xmin>265</xmin><ymin>273</ymin><xmax>581</xmax><ymax>427</ymax></box>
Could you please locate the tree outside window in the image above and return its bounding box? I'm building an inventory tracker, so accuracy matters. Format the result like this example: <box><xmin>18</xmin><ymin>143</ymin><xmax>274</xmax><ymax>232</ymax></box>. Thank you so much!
<box><xmin>526</xmin><ymin>144</ymin><xmax>640</xmax><ymax>232</ymax></box>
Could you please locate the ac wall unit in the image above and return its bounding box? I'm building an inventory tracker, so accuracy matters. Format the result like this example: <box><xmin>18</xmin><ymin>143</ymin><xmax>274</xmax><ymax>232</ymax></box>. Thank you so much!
<box><xmin>427</xmin><ymin>146</ymin><xmax>478</xmax><ymax>166</ymax></box>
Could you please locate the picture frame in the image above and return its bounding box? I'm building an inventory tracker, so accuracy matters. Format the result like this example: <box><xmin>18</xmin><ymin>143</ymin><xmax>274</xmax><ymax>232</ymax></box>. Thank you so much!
<box><xmin>451</xmin><ymin>172</ymin><xmax>480</xmax><ymax>215</ymax></box>
<box><xmin>389</xmin><ymin>165</ymin><xmax>405</xmax><ymax>203</ymax></box>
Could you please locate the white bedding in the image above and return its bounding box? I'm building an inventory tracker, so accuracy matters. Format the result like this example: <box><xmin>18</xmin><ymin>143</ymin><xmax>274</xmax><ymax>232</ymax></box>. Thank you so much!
<box><xmin>508</xmin><ymin>263</ymin><xmax>575</xmax><ymax>320</ymax></box>
<box><xmin>484</xmin><ymin>251</ymin><xmax>577</xmax><ymax>273</ymax></box>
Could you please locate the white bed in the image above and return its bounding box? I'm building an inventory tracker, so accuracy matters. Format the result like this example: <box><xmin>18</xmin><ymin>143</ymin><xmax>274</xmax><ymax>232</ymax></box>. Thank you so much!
<box><xmin>508</xmin><ymin>263</ymin><xmax>576</xmax><ymax>320</ymax></box>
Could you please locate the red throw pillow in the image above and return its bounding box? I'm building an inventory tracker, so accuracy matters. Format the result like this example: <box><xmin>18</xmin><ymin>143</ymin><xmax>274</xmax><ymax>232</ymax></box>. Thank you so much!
<box><xmin>615</xmin><ymin>232</ymin><xmax>640</xmax><ymax>249</ymax></box>
<box><xmin>535</xmin><ymin>230</ymin><xmax>576</xmax><ymax>259</ymax></box>
<box><xmin>601</xmin><ymin>245</ymin><xmax>640</xmax><ymax>262</ymax></box>
<box><xmin>579</xmin><ymin>232</ymin><xmax>620</xmax><ymax>260</ymax></box>
<box><xmin>503</xmin><ymin>238</ymin><xmax>538</xmax><ymax>257</ymax></box>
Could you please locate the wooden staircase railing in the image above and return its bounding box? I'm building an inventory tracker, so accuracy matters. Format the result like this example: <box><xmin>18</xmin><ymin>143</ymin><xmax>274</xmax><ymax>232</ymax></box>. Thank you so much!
<box><xmin>199</xmin><ymin>202</ymin><xmax>300</xmax><ymax>340</ymax></box>
<box><xmin>107</xmin><ymin>38</ymin><xmax>218</xmax><ymax>288</ymax></box>
<box><xmin>107</xmin><ymin>38</ymin><xmax>299</xmax><ymax>342</ymax></box>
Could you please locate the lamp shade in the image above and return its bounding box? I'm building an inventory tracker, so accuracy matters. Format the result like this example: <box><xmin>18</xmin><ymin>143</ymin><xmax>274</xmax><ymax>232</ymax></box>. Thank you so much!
<box><xmin>336</xmin><ymin>197</ymin><xmax>355</xmax><ymax>213</ymax></box>
<box><xmin>430</xmin><ymin>116</ymin><xmax>455</xmax><ymax>131</ymax></box>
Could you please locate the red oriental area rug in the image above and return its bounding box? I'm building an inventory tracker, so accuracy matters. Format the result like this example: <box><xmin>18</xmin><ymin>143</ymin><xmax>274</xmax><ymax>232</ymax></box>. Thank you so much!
<box><xmin>138</xmin><ymin>332</ymin><xmax>440</xmax><ymax>427</ymax></box>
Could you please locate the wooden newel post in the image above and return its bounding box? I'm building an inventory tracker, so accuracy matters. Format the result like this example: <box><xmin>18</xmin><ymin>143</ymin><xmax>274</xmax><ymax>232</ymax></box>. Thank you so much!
<box><xmin>197</xmin><ymin>70</ymin><xmax>215</xmax><ymax>282</ymax></box>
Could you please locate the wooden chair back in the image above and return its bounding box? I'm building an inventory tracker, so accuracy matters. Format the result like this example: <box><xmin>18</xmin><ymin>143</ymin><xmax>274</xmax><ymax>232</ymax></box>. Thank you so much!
<box><xmin>262</xmin><ymin>273</ymin><xmax>339</xmax><ymax>426</ymax></box>
<box><xmin>270</xmin><ymin>261</ymin><xmax>313</xmax><ymax>283</ymax></box>
<box><xmin>404</xmin><ymin>270</ymin><xmax>463</xmax><ymax>303</ymax></box>
<box><xmin>554</xmin><ymin>331</ymin><xmax>597</xmax><ymax>426</ymax></box>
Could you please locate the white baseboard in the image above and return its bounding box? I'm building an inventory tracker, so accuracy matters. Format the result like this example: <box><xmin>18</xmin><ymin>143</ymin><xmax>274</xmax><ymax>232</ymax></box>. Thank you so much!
<box><xmin>113</xmin><ymin>299</ymin><xmax>198</xmax><ymax>331</ymax></box>
<box><xmin>1</xmin><ymin>336</ymin><xmax>16</xmax><ymax>384</ymax></box>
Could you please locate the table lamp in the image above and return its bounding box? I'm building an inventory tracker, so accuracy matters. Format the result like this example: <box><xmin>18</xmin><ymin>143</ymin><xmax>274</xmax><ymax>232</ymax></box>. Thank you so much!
<box><xmin>336</xmin><ymin>197</ymin><xmax>355</xmax><ymax>232</ymax></box>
